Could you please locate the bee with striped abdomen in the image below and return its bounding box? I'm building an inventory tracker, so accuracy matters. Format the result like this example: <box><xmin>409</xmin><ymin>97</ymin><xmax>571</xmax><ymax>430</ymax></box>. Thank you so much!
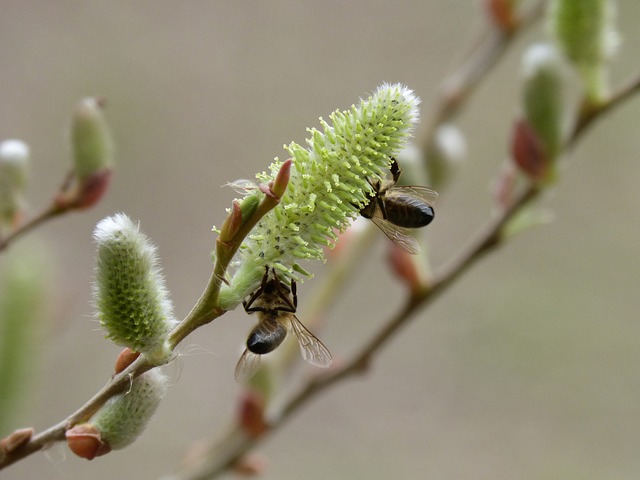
<box><xmin>360</xmin><ymin>158</ymin><xmax>438</xmax><ymax>254</ymax></box>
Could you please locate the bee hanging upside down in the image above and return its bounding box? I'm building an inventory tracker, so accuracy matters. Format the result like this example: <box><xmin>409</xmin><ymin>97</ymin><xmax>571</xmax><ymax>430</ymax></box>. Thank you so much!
<box><xmin>360</xmin><ymin>158</ymin><xmax>438</xmax><ymax>254</ymax></box>
<box><xmin>235</xmin><ymin>267</ymin><xmax>332</xmax><ymax>382</ymax></box>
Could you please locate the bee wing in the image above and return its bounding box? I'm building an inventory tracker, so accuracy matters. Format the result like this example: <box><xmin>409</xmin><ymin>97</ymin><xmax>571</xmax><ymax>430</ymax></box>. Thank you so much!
<box><xmin>234</xmin><ymin>349</ymin><xmax>261</xmax><ymax>382</ymax></box>
<box><xmin>388</xmin><ymin>185</ymin><xmax>439</xmax><ymax>205</ymax></box>
<box><xmin>223</xmin><ymin>178</ymin><xmax>259</xmax><ymax>194</ymax></box>
<box><xmin>289</xmin><ymin>316</ymin><xmax>332</xmax><ymax>368</ymax></box>
<box><xmin>370</xmin><ymin>217</ymin><xmax>421</xmax><ymax>254</ymax></box>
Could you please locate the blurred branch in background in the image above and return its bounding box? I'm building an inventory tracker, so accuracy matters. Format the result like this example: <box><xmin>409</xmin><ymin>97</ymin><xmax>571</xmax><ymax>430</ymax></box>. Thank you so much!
<box><xmin>416</xmin><ymin>0</ymin><xmax>545</xmax><ymax>154</ymax></box>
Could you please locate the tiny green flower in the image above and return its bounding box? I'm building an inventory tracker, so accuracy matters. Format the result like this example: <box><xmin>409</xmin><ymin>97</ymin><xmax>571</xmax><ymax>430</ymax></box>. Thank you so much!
<box><xmin>219</xmin><ymin>83</ymin><xmax>420</xmax><ymax>308</ymax></box>
<box><xmin>93</xmin><ymin>213</ymin><xmax>176</xmax><ymax>364</ymax></box>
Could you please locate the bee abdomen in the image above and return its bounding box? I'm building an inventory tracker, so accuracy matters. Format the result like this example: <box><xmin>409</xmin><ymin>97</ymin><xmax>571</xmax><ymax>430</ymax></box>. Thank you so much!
<box><xmin>386</xmin><ymin>197</ymin><xmax>435</xmax><ymax>228</ymax></box>
<box><xmin>247</xmin><ymin>319</ymin><xmax>287</xmax><ymax>354</ymax></box>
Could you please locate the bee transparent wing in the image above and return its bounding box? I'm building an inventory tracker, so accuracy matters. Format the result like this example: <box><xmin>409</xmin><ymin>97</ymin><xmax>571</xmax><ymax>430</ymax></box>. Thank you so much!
<box><xmin>370</xmin><ymin>217</ymin><xmax>421</xmax><ymax>254</ymax></box>
<box><xmin>224</xmin><ymin>178</ymin><xmax>259</xmax><ymax>194</ymax></box>
<box><xmin>289</xmin><ymin>316</ymin><xmax>332</xmax><ymax>368</ymax></box>
<box><xmin>389</xmin><ymin>185</ymin><xmax>439</xmax><ymax>205</ymax></box>
<box><xmin>234</xmin><ymin>349</ymin><xmax>261</xmax><ymax>382</ymax></box>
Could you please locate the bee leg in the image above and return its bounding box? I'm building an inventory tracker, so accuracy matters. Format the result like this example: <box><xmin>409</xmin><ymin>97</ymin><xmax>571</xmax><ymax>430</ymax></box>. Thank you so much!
<box><xmin>244</xmin><ymin>266</ymin><xmax>270</xmax><ymax>313</ymax></box>
<box><xmin>273</xmin><ymin>277</ymin><xmax>296</xmax><ymax>314</ymax></box>
<box><xmin>291</xmin><ymin>280</ymin><xmax>297</xmax><ymax>309</ymax></box>
<box><xmin>377</xmin><ymin>196</ymin><xmax>388</xmax><ymax>220</ymax></box>
<box><xmin>390</xmin><ymin>157</ymin><xmax>402</xmax><ymax>183</ymax></box>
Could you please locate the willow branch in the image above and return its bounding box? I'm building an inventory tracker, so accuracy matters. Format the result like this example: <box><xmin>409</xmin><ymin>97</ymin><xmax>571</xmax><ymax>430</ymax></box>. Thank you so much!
<box><xmin>0</xmin><ymin>204</ymin><xmax>65</xmax><ymax>252</ymax></box>
<box><xmin>0</xmin><ymin>165</ymin><xmax>291</xmax><ymax>470</ymax></box>
<box><xmin>571</xmin><ymin>71</ymin><xmax>640</xmax><ymax>146</ymax></box>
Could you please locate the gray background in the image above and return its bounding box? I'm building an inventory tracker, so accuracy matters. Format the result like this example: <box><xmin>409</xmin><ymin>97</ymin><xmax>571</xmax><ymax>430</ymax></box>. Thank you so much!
<box><xmin>1</xmin><ymin>1</ymin><xmax>640</xmax><ymax>479</ymax></box>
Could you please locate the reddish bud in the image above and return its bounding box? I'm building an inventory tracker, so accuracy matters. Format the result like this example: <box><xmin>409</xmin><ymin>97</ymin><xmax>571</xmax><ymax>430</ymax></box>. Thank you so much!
<box><xmin>234</xmin><ymin>453</ymin><xmax>268</xmax><ymax>477</ymax></box>
<box><xmin>485</xmin><ymin>0</ymin><xmax>518</xmax><ymax>32</ymax></box>
<box><xmin>75</xmin><ymin>168</ymin><xmax>113</xmax><ymax>209</ymax></box>
<box><xmin>114</xmin><ymin>347</ymin><xmax>140</xmax><ymax>374</ymax></box>
<box><xmin>387</xmin><ymin>243</ymin><xmax>426</xmax><ymax>293</ymax></box>
<box><xmin>66</xmin><ymin>424</ymin><xmax>111</xmax><ymax>460</ymax></box>
<box><xmin>54</xmin><ymin>168</ymin><xmax>113</xmax><ymax>211</ymax></box>
<box><xmin>0</xmin><ymin>428</ymin><xmax>34</xmax><ymax>454</ymax></box>
<box><xmin>219</xmin><ymin>200</ymin><xmax>243</xmax><ymax>243</ymax></box>
<box><xmin>238</xmin><ymin>390</ymin><xmax>268</xmax><ymax>439</ymax></box>
<box><xmin>268</xmin><ymin>158</ymin><xmax>292</xmax><ymax>199</ymax></box>
<box><xmin>510</xmin><ymin>118</ymin><xmax>547</xmax><ymax>181</ymax></box>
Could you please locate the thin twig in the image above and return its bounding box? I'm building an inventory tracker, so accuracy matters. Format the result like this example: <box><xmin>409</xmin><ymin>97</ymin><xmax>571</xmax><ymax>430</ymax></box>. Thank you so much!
<box><xmin>571</xmin><ymin>72</ymin><xmax>640</xmax><ymax>146</ymax></box>
<box><xmin>0</xmin><ymin>204</ymin><xmax>64</xmax><ymax>252</ymax></box>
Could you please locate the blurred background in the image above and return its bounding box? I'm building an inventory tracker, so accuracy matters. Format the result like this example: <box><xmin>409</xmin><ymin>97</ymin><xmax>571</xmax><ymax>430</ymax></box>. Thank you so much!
<box><xmin>1</xmin><ymin>1</ymin><xmax>639</xmax><ymax>479</ymax></box>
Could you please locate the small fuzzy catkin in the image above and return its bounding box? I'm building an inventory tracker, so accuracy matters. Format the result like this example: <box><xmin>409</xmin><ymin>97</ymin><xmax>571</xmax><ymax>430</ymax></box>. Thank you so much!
<box><xmin>66</xmin><ymin>369</ymin><xmax>168</xmax><ymax>459</ymax></box>
<box><xmin>93</xmin><ymin>213</ymin><xmax>176</xmax><ymax>364</ymax></box>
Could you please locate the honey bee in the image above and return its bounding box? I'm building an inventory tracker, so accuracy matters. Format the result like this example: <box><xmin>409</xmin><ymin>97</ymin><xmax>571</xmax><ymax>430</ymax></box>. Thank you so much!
<box><xmin>235</xmin><ymin>267</ymin><xmax>332</xmax><ymax>381</ymax></box>
<box><xmin>360</xmin><ymin>158</ymin><xmax>438</xmax><ymax>254</ymax></box>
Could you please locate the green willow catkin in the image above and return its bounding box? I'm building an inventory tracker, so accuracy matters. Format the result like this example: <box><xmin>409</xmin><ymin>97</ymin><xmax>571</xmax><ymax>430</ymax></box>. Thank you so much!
<box><xmin>219</xmin><ymin>83</ymin><xmax>420</xmax><ymax>309</ymax></box>
<box><xmin>93</xmin><ymin>213</ymin><xmax>176</xmax><ymax>363</ymax></box>
<box><xmin>66</xmin><ymin>369</ymin><xmax>168</xmax><ymax>459</ymax></box>
<box><xmin>90</xmin><ymin>369</ymin><xmax>168</xmax><ymax>450</ymax></box>
<box><xmin>548</xmin><ymin>0</ymin><xmax>619</xmax><ymax>102</ymax></box>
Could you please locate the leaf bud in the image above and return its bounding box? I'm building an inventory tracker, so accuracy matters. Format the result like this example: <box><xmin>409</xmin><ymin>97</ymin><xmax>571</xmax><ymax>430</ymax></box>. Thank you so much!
<box><xmin>513</xmin><ymin>43</ymin><xmax>567</xmax><ymax>183</ymax></box>
<box><xmin>0</xmin><ymin>428</ymin><xmax>34</xmax><ymax>454</ymax></box>
<box><xmin>57</xmin><ymin>97</ymin><xmax>114</xmax><ymax>210</ymax></box>
<box><xmin>66</xmin><ymin>423</ymin><xmax>110</xmax><ymax>460</ymax></box>
<box><xmin>237</xmin><ymin>390</ymin><xmax>268</xmax><ymax>439</ymax></box>
<box><xmin>72</xmin><ymin>97</ymin><xmax>114</xmax><ymax>180</ymax></box>
<box><xmin>485</xmin><ymin>0</ymin><xmax>520</xmax><ymax>33</ymax></box>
